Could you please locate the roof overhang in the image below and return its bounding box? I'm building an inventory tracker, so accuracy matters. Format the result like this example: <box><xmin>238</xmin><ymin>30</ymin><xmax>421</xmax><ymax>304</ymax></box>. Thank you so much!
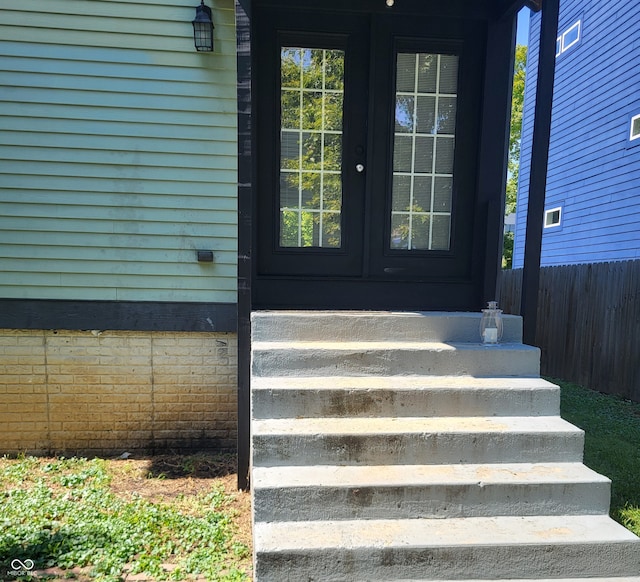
<box><xmin>495</xmin><ymin>0</ymin><xmax>542</xmax><ymax>18</ymax></box>
<box><xmin>236</xmin><ymin>0</ymin><xmax>543</xmax><ymax>19</ymax></box>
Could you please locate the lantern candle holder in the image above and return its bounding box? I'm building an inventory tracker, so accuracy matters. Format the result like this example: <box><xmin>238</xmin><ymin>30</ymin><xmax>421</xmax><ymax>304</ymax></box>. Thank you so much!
<box><xmin>480</xmin><ymin>300</ymin><xmax>503</xmax><ymax>344</ymax></box>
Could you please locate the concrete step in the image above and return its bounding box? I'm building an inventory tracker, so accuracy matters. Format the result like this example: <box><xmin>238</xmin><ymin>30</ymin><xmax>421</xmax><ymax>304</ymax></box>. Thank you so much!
<box><xmin>252</xmin><ymin>462</ymin><xmax>611</xmax><ymax>521</ymax></box>
<box><xmin>251</xmin><ymin>310</ymin><xmax>523</xmax><ymax>343</ymax></box>
<box><xmin>399</xmin><ymin>579</ymin><xmax>640</xmax><ymax>582</ymax></box>
<box><xmin>254</xmin><ymin>515</ymin><xmax>640</xmax><ymax>581</ymax></box>
<box><xmin>252</xmin><ymin>416</ymin><xmax>584</xmax><ymax>466</ymax></box>
<box><xmin>251</xmin><ymin>375</ymin><xmax>560</xmax><ymax>418</ymax></box>
<box><xmin>251</xmin><ymin>340</ymin><xmax>540</xmax><ymax>377</ymax></box>
<box><xmin>250</xmin><ymin>310</ymin><xmax>640</xmax><ymax>581</ymax></box>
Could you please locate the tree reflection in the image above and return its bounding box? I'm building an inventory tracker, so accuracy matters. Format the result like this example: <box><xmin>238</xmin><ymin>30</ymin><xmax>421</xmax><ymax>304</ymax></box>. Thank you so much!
<box><xmin>280</xmin><ymin>48</ymin><xmax>344</xmax><ymax>247</ymax></box>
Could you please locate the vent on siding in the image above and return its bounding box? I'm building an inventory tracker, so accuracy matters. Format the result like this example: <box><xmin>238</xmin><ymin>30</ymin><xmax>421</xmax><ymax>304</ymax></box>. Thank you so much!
<box><xmin>544</xmin><ymin>206</ymin><xmax>562</xmax><ymax>228</ymax></box>
<box><xmin>630</xmin><ymin>114</ymin><xmax>640</xmax><ymax>141</ymax></box>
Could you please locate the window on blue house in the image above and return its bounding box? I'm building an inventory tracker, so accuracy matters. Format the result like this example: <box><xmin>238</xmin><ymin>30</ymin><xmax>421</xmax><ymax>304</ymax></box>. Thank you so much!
<box><xmin>556</xmin><ymin>20</ymin><xmax>581</xmax><ymax>56</ymax></box>
<box><xmin>544</xmin><ymin>207</ymin><xmax>562</xmax><ymax>228</ymax></box>
<box><xmin>630</xmin><ymin>114</ymin><xmax>640</xmax><ymax>141</ymax></box>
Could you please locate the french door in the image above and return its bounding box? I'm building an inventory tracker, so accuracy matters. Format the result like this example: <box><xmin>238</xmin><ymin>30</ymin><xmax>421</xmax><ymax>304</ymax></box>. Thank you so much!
<box><xmin>254</xmin><ymin>7</ymin><xmax>486</xmax><ymax>310</ymax></box>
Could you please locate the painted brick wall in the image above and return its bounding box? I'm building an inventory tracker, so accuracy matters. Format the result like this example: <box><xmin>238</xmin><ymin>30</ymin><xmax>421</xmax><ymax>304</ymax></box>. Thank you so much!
<box><xmin>0</xmin><ymin>330</ymin><xmax>237</xmax><ymax>456</ymax></box>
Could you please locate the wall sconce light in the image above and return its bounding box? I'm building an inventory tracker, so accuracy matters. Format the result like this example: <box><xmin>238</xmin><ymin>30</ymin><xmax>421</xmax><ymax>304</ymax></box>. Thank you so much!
<box><xmin>196</xmin><ymin>250</ymin><xmax>214</xmax><ymax>263</ymax></box>
<box><xmin>192</xmin><ymin>0</ymin><xmax>214</xmax><ymax>52</ymax></box>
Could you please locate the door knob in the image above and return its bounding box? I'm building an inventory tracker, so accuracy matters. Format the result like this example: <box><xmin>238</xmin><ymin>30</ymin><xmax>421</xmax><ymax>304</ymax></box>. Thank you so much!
<box><xmin>355</xmin><ymin>163</ymin><xmax>365</xmax><ymax>173</ymax></box>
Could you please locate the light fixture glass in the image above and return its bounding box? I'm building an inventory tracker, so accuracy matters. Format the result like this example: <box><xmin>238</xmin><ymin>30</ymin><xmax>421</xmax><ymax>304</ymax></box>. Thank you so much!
<box><xmin>192</xmin><ymin>0</ymin><xmax>214</xmax><ymax>52</ymax></box>
<box><xmin>480</xmin><ymin>301</ymin><xmax>503</xmax><ymax>344</ymax></box>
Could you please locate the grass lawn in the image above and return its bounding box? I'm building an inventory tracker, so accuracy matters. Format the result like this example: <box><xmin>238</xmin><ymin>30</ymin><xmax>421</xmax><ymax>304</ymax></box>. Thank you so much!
<box><xmin>0</xmin><ymin>453</ymin><xmax>252</xmax><ymax>581</ymax></box>
<box><xmin>556</xmin><ymin>377</ymin><xmax>640</xmax><ymax>536</ymax></box>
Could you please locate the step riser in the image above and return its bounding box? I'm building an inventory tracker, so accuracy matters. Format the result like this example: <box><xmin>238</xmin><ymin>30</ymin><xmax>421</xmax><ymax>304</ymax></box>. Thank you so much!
<box><xmin>252</xmin><ymin>387</ymin><xmax>560</xmax><ymax>418</ymax></box>
<box><xmin>252</xmin><ymin>311</ymin><xmax>523</xmax><ymax>343</ymax></box>
<box><xmin>255</xmin><ymin>543</ymin><xmax>640</xmax><ymax>581</ymax></box>
<box><xmin>250</xmin><ymin>310</ymin><xmax>640</xmax><ymax>581</ymax></box>
<box><xmin>253</xmin><ymin>480</ymin><xmax>610</xmax><ymax>521</ymax></box>
<box><xmin>252</xmin><ymin>345</ymin><xmax>540</xmax><ymax>377</ymax></box>
<box><xmin>253</xmin><ymin>431</ymin><xmax>585</xmax><ymax>466</ymax></box>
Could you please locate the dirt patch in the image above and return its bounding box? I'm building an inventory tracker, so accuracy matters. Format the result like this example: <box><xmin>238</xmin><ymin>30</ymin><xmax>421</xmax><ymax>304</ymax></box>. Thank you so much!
<box><xmin>107</xmin><ymin>452</ymin><xmax>253</xmax><ymax>571</ymax></box>
<box><xmin>11</xmin><ymin>452</ymin><xmax>253</xmax><ymax>581</ymax></box>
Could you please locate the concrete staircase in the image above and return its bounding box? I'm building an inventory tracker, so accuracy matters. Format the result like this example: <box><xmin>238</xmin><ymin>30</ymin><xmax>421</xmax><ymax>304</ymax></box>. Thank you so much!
<box><xmin>250</xmin><ymin>311</ymin><xmax>640</xmax><ymax>581</ymax></box>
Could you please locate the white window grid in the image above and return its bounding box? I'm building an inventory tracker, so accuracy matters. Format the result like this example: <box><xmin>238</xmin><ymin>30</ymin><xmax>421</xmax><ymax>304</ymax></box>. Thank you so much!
<box><xmin>391</xmin><ymin>53</ymin><xmax>457</xmax><ymax>251</ymax></box>
<box><xmin>279</xmin><ymin>48</ymin><xmax>344</xmax><ymax>248</ymax></box>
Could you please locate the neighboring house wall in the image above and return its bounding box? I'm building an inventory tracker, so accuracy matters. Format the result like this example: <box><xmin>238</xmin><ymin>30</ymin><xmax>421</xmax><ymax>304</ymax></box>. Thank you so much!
<box><xmin>514</xmin><ymin>0</ymin><xmax>640</xmax><ymax>268</ymax></box>
<box><xmin>0</xmin><ymin>0</ymin><xmax>239</xmax><ymax>454</ymax></box>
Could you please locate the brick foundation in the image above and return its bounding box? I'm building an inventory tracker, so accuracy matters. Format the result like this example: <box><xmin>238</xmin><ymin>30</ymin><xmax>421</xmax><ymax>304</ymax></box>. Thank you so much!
<box><xmin>0</xmin><ymin>330</ymin><xmax>238</xmax><ymax>456</ymax></box>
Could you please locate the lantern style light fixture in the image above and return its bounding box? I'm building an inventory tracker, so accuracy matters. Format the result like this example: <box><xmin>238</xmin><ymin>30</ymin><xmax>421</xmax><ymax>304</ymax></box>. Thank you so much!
<box><xmin>192</xmin><ymin>0</ymin><xmax>214</xmax><ymax>52</ymax></box>
<box><xmin>480</xmin><ymin>300</ymin><xmax>503</xmax><ymax>344</ymax></box>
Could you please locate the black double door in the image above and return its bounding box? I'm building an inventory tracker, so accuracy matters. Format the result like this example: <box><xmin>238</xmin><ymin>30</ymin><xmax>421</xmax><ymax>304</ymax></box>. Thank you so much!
<box><xmin>253</xmin><ymin>6</ymin><xmax>487</xmax><ymax>310</ymax></box>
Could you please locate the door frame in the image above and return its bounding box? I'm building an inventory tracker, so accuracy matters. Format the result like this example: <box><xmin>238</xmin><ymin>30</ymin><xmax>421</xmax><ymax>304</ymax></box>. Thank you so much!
<box><xmin>250</xmin><ymin>3</ymin><xmax>504</xmax><ymax>311</ymax></box>
<box><xmin>236</xmin><ymin>0</ymin><xmax>519</xmax><ymax>488</ymax></box>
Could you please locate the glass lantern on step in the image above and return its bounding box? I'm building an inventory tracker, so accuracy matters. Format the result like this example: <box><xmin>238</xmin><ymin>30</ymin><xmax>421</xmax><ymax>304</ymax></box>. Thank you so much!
<box><xmin>480</xmin><ymin>301</ymin><xmax>503</xmax><ymax>344</ymax></box>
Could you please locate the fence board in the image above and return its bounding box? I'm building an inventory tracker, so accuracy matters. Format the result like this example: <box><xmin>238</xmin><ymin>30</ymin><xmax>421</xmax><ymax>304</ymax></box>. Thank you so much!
<box><xmin>501</xmin><ymin>260</ymin><xmax>640</xmax><ymax>402</ymax></box>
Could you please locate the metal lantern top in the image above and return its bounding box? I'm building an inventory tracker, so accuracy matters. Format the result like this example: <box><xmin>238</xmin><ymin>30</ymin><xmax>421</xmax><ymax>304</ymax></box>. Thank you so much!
<box><xmin>192</xmin><ymin>0</ymin><xmax>214</xmax><ymax>52</ymax></box>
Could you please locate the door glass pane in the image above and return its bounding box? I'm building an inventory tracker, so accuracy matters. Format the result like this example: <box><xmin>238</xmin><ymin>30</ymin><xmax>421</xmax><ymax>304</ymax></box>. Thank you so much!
<box><xmin>390</xmin><ymin>52</ymin><xmax>458</xmax><ymax>251</ymax></box>
<box><xmin>279</xmin><ymin>48</ymin><xmax>344</xmax><ymax>248</ymax></box>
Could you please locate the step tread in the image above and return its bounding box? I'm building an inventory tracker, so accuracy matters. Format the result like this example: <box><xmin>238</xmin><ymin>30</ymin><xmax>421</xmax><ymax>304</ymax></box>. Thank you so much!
<box><xmin>252</xmin><ymin>375</ymin><xmax>557</xmax><ymax>390</ymax></box>
<box><xmin>254</xmin><ymin>515</ymin><xmax>639</xmax><ymax>551</ymax></box>
<box><xmin>252</xmin><ymin>415</ymin><xmax>582</xmax><ymax>436</ymax></box>
<box><xmin>253</xmin><ymin>340</ymin><xmax>534</xmax><ymax>351</ymax></box>
<box><xmin>252</xmin><ymin>462</ymin><xmax>608</xmax><ymax>489</ymax></box>
<box><xmin>394</xmin><ymin>579</ymin><xmax>640</xmax><ymax>582</ymax></box>
<box><xmin>251</xmin><ymin>310</ymin><xmax>524</xmax><ymax>343</ymax></box>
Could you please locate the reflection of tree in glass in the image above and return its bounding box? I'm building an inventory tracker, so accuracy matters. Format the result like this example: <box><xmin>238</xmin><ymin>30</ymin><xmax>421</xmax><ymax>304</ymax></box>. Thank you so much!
<box><xmin>280</xmin><ymin>48</ymin><xmax>344</xmax><ymax>247</ymax></box>
<box><xmin>395</xmin><ymin>54</ymin><xmax>457</xmax><ymax>136</ymax></box>
<box><xmin>395</xmin><ymin>96</ymin><xmax>415</xmax><ymax>133</ymax></box>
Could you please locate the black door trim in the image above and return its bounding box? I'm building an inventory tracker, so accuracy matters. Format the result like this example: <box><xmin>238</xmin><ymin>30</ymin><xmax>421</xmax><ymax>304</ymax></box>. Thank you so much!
<box><xmin>252</xmin><ymin>5</ymin><xmax>489</xmax><ymax>310</ymax></box>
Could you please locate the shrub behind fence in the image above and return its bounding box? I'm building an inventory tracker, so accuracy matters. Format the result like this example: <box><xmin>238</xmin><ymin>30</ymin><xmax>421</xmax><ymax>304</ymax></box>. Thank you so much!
<box><xmin>500</xmin><ymin>260</ymin><xmax>640</xmax><ymax>402</ymax></box>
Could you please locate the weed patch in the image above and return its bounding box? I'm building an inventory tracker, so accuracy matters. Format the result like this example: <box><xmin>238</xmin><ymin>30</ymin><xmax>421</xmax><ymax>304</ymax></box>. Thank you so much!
<box><xmin>0</xmin><ymin>454</ymin><xmax>251</xmax><ymax>581</ymax></box>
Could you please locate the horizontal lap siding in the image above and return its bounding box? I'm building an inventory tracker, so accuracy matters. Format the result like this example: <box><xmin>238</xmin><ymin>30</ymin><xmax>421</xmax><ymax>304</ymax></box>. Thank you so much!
<box><xmin>514</xmin><ymin>0</ymin><xmax>640</xmax><ymax>268</ymax></box>
<box><xmin>0</xmin><ymin>0</ymin><xmax>238</xmax><ymax>302</ymax></box>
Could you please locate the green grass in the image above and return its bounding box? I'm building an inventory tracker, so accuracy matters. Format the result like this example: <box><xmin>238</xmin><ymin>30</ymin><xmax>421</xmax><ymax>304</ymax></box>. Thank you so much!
<box><xmin>0</xmin><ymin>456</ymin><xmax>250</xmax><ymax>581</ymax></box>
<box><xmin>556</xmin><ymin>377</ymin><xmax>640</xmax><ymax>536</ymax></box>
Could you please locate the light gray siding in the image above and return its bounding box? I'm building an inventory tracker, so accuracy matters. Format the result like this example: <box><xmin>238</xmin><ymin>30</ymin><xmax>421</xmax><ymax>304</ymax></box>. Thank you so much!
<box><xmin>0</xmin><ymin>0</ymin><xmax>238</xmax><ymax>302</ymax></box>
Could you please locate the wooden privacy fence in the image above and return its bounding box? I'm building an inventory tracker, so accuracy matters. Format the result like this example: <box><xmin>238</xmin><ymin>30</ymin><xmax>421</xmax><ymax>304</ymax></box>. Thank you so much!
<box><xmin>500</xmin><ymin>260</ymin><xmax>640</xmax><ymax>402</ymax></box>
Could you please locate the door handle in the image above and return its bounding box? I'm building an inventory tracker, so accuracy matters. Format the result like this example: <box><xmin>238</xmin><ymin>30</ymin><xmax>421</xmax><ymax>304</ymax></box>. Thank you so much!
<box><xmin>355</xmin><ymin>163</ymin><xmax>365</xmax><ymax>173</ymax></box>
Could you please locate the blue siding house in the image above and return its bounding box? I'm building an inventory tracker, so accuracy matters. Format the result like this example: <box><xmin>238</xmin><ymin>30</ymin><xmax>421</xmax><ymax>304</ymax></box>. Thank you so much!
<box><xmin>514</xmin><ymin>0</ymin><xmax>640</xmax><ymax>268</ymax></box>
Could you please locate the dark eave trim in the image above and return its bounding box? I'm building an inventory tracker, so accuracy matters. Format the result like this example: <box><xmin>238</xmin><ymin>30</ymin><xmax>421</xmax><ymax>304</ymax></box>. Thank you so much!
<box><xmin>237</xmin><ymin>0</ymin><xmax>251</xmax><ymax>18</ymax></box>
<box><xmin>495</xmin><ymin>0</ymin><xmax>540</xmax><ymax>20</ymax></box>
<box><xmin>0</xmin><ymin>300</ymin><xmax>237</xmax><ymax>333</ymax></box>
<box><xmin>525</xmin><ymin>0</ymin><xmax>543</xmax><ymax>12</ymax></box>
